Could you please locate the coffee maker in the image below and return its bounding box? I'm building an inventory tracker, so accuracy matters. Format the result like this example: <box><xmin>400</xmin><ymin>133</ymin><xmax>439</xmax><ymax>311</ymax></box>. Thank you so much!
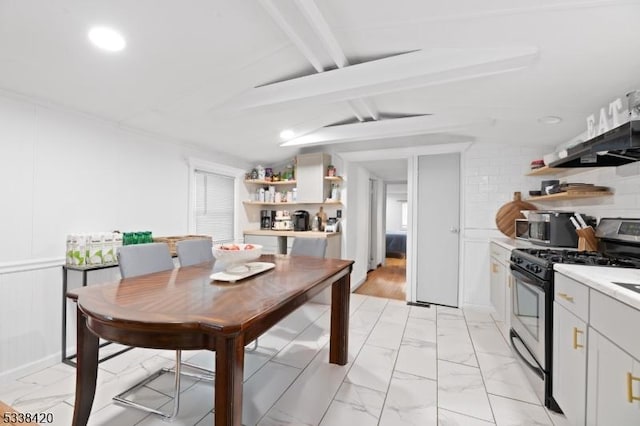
<box><xmin>292</xmin><ymin>210</ymin><xmax>310</xmax><ymax>231</ymax></box>
<box><xmin>260</xmin><ymin>210</ymin><xmax>274</xmax><ymax>230</ymax></box>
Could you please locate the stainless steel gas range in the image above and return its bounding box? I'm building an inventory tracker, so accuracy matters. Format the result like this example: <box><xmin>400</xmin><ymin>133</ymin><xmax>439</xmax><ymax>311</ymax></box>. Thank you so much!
<box><xmin>508</xmin><ymin>218</ymin><xmax>640</xmax><ymax>411</ymax></box>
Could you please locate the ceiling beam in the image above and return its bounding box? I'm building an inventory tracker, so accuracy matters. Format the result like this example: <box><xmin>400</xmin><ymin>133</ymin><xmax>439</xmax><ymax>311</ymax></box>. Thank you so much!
<box><xmin>259</xmin><ymin>0</ymin><xmax>379</xmax><ymax>121</ymax></box>
<box><xmin>294</xmin><ymin>0</ymin><xmax>349</xmax><ymax>68</ymax></box>
<box><xmin>224</xmin><ymin>47</ymin><xmax>539</xmax><ymax>111</ymax></box>
<box><xmin>280</xmin><ymin>114</ymin><xmax>489</xmax><ymax>147</ymax></box>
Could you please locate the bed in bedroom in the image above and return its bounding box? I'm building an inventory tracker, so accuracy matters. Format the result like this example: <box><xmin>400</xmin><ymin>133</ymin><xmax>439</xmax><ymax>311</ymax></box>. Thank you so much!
<box><xmin>385</xmin><ymin>231</ymin><xmax>406</xmax><ymax>258</ymax></box>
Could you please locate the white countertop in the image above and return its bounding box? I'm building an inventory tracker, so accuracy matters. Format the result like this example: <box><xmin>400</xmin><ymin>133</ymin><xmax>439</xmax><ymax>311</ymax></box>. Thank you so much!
<box><xmin>491</xmin><ymin>237</ymin><xmax>534</xmax><ymax>251</ymax></box>
<box><xmin>554</xmin><ymin>264</ymin><xmax>640</xmax><ymax>311</ymax></box>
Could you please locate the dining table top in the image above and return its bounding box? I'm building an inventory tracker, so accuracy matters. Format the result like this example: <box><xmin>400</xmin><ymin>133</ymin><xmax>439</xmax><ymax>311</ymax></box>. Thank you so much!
<box><xmin>67</xmin><ymin>254</ymin><xmax>354</xmax><ymax>336</ymax></box>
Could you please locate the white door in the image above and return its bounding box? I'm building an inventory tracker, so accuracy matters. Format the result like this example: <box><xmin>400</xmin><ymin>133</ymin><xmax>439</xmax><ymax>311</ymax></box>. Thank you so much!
<box><xmin>415</xmin><ymin>153</ymin><xmax>460</xmax><ymax>306</ymax></box>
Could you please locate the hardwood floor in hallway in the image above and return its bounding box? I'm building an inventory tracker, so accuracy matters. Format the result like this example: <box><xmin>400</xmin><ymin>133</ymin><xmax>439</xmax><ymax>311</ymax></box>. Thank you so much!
<box><xmin>354</xmin><ymin>257</ymin><xmax>406</xmax><ymax>301</ymax></box>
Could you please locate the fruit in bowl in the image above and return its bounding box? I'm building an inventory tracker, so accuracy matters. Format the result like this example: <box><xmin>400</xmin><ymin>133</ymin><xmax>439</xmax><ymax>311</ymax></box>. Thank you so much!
<box><xmin>212</xmin><ymin>243</ymin><xmax>262</xmax><ymax>264</ymax></box>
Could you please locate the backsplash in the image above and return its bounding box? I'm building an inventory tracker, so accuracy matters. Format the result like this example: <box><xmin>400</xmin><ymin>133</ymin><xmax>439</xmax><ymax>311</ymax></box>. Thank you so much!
<box><xmin>464</xmin><ymin>143</ymin><xmax>554</xmax><ymax>230</ymax></box>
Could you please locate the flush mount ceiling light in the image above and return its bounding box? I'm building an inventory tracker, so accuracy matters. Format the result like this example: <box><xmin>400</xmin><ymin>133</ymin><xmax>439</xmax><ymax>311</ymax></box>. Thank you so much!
<box><xmin>279</xmin><ymin>129</ymin><xmax>295</xmax><ymax>140</ymax></box>
<box><xmin>538</xmin><ymin>115</ymin><xmax>562</xmax><ymax>124</ymax></box>
<box><xmin>88</xmin><ymin>26</ymin><xmax>126</xmax><ymax>52</ymax></box>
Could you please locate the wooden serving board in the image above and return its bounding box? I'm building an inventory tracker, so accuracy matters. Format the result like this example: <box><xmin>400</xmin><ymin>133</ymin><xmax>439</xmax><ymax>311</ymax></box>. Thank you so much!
<box><xmin>210</xmin><ymin>262</ymin><xmax>275</xmax><ymax>283</ymax></box>
<box><xmin>495</xmin><ymin>192</ymin><xmax>537</xmax><ymax>238</ymax></box>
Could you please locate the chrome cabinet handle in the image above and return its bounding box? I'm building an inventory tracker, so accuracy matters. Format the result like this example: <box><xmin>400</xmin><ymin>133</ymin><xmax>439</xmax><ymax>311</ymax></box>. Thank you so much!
<box><xmin>628</xmin><ymin>373</ymin><xmax>640</xmax><ymax>403</ymax></box>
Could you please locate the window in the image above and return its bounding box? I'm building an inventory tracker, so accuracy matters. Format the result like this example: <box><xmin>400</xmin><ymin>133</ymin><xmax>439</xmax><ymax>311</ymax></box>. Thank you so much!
<box><xmin>189</xmin><ymin>159</ymin><xmax>244</xmax><ymax>244</ymax></box>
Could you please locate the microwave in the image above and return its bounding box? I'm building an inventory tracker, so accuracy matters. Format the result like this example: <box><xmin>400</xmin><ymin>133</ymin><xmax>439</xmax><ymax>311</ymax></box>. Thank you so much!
<box><xmin>515</xmin><ymin>219</ymin><xmax>529</xmax><ymax>240</ymax></box>
<box><xmin>527</xmin><ymin>211</ymin><xmax>578</xmax><ymax>247</ymax></box>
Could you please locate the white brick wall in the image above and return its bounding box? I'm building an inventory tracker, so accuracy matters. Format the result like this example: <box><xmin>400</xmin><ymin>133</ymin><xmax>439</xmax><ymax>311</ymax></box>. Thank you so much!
<box><xmin>464</xmin><ymin>143</ymin><xmax>555</xmax><ymax>230</ymax></box>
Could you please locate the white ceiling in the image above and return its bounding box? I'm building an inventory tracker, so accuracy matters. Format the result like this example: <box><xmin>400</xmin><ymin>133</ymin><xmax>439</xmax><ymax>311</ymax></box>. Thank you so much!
<box><xmin>2</xmin><ymin>0</ymin><xmax>640</xmax><ymax>166</ymax></box>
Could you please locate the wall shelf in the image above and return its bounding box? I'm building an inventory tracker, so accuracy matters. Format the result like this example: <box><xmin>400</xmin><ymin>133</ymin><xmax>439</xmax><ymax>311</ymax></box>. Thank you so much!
<box><xmin>244</xmin><ymin>179</ymin><xmax>296</xmax><ymax>185</ymax></box>
<box><xmin>526</xmin><ymin>191</ymin><xmax>613</xmax><ymax>202</ymax></box>
<box><xmin>526</xmin><ymin>166</ymin><xmax>597</xmax><ymax>177</ymax></box>
<box><xmin>324</xmin><ymin>176</ymin><xmax>343</xmax><ymax>181</ymax></box>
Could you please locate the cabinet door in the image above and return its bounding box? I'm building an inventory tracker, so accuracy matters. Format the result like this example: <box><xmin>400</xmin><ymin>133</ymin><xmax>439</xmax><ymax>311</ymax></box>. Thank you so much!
<box><xmin>490</xmin><ymin>257</ymin><xmax>506</xmax><ymax>322</ymax></box>
<box><xmin>587</xmin><ymin>329</ymin><xmax>640</xmax><ymax>425</ymax></box>
<box><xmin>296</xmin><ymin>153</ymin><xmax>330</xmax><ymax>203</ymax></box>
<box><xmin>553</xmin><ymin>302</ymin><xmax>587</xmax><ymax>426</ymax></box>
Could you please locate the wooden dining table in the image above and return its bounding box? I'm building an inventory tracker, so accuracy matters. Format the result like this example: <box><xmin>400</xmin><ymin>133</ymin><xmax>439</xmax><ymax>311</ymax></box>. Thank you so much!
<box><xmin>67</xmin><ymin>254</ymin><xmax>353</xmax><ymax>426</ymax></box>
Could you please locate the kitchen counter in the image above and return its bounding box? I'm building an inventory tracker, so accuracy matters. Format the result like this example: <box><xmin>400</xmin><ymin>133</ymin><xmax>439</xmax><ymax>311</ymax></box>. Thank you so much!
<box><xmin>244</xmin><ymin>230</ymin><xmax>340</xmax><ymax>238</ymax></box>
<box><xmin>490</xmin><ymin>237</ymin><xmax>534</xmax><ymax>251</ymax></box>
<box><xmin>554</xmin><ymin>264</ymin><xmax>640</xmax><ymax>310</ymax></box>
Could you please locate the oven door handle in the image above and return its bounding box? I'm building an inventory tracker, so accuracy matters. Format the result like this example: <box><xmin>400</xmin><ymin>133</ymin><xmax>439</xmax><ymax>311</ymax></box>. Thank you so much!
<box><xmin>510</xmin><ymin>329</ymin><xmax>544</xmax><ymax>380</ymax></box>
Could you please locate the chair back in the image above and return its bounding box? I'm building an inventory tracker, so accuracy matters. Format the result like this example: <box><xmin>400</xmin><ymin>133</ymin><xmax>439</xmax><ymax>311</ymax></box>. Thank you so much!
<box><xmin>176</xmin><ymin>239</ymin><xmax>214</xmax><ymax>267</ymax></box>
<box><xmin>117</xmin><ymin>243</ymin><xmax>174</xmax><ymax>278</ymax></box>
<box><xmin>290</xmin><ymin>238</ymin><xmax>327</xmax><ymax>258</ymax></box>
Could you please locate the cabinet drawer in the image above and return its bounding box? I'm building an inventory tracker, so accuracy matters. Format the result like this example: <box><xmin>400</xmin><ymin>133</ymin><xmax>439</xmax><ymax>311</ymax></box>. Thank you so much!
<box><xmin>590</xmin><ymin>290</ymin><xmax>640</xmax><ymax>360</ymax></box>
<box><xmin>554</xmin><ymin>273</ymin><xmax>589</xmax><ymax>321</ymax></box>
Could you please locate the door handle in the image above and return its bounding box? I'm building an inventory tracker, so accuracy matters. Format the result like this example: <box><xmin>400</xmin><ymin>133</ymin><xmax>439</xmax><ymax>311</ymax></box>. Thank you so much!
<box><xmin>449</xmin><ymin>227</ymin><xmax>459</xmax><ymax>233</ymax></box>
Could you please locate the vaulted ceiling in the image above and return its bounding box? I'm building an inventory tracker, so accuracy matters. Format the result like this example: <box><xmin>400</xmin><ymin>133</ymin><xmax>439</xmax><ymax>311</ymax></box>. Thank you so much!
<box><xmin>1</xmin><ymin>0</ymin><xmax>639</xmax><ymax>164</ymax></box>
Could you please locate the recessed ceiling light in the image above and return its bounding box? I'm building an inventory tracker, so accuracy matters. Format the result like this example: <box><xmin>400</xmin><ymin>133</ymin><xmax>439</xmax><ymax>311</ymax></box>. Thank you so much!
<box><xmin>280</xmin><ymin>129</ymin><xmax>295</xmax><ymax>140</ymax></box>
<box><xmin>88</xmin><ymin>26</ymin><xmax>126</xmax><ymax>52</ymax></box>
<box><xmin>538</xmin><ymin>115</ymin><xmax>562</xmax><ymax>124</ymax></box>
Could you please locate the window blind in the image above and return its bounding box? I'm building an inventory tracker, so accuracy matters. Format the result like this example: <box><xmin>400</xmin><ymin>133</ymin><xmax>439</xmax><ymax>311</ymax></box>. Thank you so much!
<box><xmin>194</xmin><ymin>170</ymin><xmax>235</xmax><ymax>244</ymax></box>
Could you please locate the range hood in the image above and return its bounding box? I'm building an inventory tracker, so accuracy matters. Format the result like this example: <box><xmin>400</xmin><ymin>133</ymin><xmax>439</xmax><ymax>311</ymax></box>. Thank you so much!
<box><xmin>548</xmin><ymin>120</ymin><xmax>640</xmax><ymax>168</ymax></box>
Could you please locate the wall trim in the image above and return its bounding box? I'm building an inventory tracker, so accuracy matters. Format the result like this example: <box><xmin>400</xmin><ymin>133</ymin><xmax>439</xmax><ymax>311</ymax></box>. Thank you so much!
<box><xmin>0</xmin><ymin>257</ymin><xmax>65</xmax><ymax>275</ymax></box>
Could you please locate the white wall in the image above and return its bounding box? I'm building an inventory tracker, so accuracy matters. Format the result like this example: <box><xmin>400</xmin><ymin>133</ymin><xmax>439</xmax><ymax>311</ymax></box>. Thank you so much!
<box><xmin>343</xmin><ymin>164</ymin><xmax>371</xmax><ymax>290</ymax></box>
<box><xmin>460</xmin><ymin>142</ymin><xmax>554</xmax><ymax>308</ymax></box>
<box><xmin>0</xmin><ymin>93</ymin><xmax>250</xmax><ymax>381</ymax></box>
<box><xmin>385</xmin><ymin>183</ymin><xmax>407</xmax><ymax>232</ymax></box>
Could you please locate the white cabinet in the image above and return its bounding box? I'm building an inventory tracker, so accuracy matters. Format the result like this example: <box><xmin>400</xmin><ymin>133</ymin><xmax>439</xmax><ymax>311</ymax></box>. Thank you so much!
<box><xmin>553</xmin><ymin>273</ymin><xmax>589</xmax><ymax>426</ymax></box>
<box><xmin>586</xmin><ymin>289</ymin><xmax>640</xmax><ymax>426</ymax></box>
<box><xmin>489</xmin><ymin>242</ymin><xmax>512</xmax><ymax>337</ymax></box>
<box><xmin>553</xmin><ymin>302</ymin><xmax>588</xmax><ymax>426</ymax></box>
<box><xmin>296</xmin><ymin>152</ymin><xmax>330</xmax><ymax>203</ymax></box>
<box><xmin>586</xmin><ymin>329</ymin><xmax>640</xmax><ymax>425</ymax></box>
<box><xmin>553</xmin><ymin>272</ymin><xmax>640</xmax><ymax>426</ymax></box>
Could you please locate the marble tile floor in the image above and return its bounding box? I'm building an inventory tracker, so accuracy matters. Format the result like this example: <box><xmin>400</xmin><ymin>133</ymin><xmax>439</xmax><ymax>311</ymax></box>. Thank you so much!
<box><xmin>0</xmin><ymin>294</ymin><xmax>570</xmax><ymax>426</ymax></box>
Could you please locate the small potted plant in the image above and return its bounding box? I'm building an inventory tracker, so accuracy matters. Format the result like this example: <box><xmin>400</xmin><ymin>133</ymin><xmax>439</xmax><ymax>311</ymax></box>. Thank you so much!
<box><xmin>327</xmin><ymin>165</ymin><xmax>336</xmax><ymax>177</ymax></box>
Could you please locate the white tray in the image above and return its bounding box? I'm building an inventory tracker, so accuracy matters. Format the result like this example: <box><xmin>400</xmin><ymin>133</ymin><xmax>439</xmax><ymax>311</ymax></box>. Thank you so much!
<box><xmin>210</xmin><ymin>262</ymin><xmax>275</xmax><ymax>283</ymax></box>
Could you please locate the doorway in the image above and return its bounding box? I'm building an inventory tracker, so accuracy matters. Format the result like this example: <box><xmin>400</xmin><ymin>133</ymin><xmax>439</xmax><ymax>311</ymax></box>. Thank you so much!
<box><xmin>356</xmin><ymin>180</ymin><xmax>408</xmax><ymax>301</ymax></box>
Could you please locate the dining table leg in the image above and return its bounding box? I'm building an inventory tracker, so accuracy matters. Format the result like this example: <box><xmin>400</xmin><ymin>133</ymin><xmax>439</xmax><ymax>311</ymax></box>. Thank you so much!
<box><xmin>214</xmin><ymin>334</ymin><xmax>245</xmax><ymax>426</ymax></box>
<box><xmin>330</xmin><ymin>272</ymin><xmax>350</xmax><ymax>365</ymax></box>
<box><xmin>71</xmin><ymin>308</ymin><xmax>99</xmax><ymax>426</ymax></box>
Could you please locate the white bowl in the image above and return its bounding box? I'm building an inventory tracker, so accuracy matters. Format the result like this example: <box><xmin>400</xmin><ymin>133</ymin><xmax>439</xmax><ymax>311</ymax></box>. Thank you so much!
<box><xmin>213</xmin><ymin>243</ymin><xmax>262</xmax><ymax>264</ymax></box>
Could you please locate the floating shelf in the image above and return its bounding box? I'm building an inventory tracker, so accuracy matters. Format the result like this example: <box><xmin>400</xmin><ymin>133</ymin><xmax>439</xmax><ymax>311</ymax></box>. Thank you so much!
<box><xmin>324</xmin><ymin>176</ymin><xmax>343</xmax><ymax>181</ymax></box>
<box><xmin>244</xmin><ymin>179</ymin><xmax>297</xmax><ymax>185</ymax></box>
<box><xmin>527</xmin><ymin>191</ymin><xmax>613</xmax><ymax>202</ymax></box>
<box><xmin>526</xmin><ymin>166</ymin><xmax>597</xmax><ymax>177</ymax></box>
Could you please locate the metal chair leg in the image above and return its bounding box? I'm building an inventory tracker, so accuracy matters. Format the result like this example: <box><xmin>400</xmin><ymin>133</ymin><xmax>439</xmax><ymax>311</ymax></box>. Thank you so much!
<box><xmin>113</xmin><ymin>350</ymin><xmax>183</xmax><ymax>420</ymax></box>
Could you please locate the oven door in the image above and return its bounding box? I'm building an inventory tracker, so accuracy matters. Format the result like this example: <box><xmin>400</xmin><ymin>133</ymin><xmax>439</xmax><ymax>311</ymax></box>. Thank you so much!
<box><xmin>510</xmin><ymin>267</ymin><xmax>547</xmax><ymax>370</ymax></box>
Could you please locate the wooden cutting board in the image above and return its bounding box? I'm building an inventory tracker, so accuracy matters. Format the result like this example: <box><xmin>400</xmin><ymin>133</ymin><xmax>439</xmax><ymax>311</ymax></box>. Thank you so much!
<box><xmin>495</xmin><ymin>192</ymin><xmax>537</xmax><ymax>238</ymax></box>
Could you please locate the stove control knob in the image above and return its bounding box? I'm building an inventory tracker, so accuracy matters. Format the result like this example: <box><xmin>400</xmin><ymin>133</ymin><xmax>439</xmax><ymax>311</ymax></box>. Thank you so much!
<box><xmin>516</xmin><ymin>258</ymin><xmax>523</xmax><ymax>264</ymax></box>
<box><xmin>534</xmin><ymin>266</ymin><xmax>541</xmax><ymax>273</ymax></box>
